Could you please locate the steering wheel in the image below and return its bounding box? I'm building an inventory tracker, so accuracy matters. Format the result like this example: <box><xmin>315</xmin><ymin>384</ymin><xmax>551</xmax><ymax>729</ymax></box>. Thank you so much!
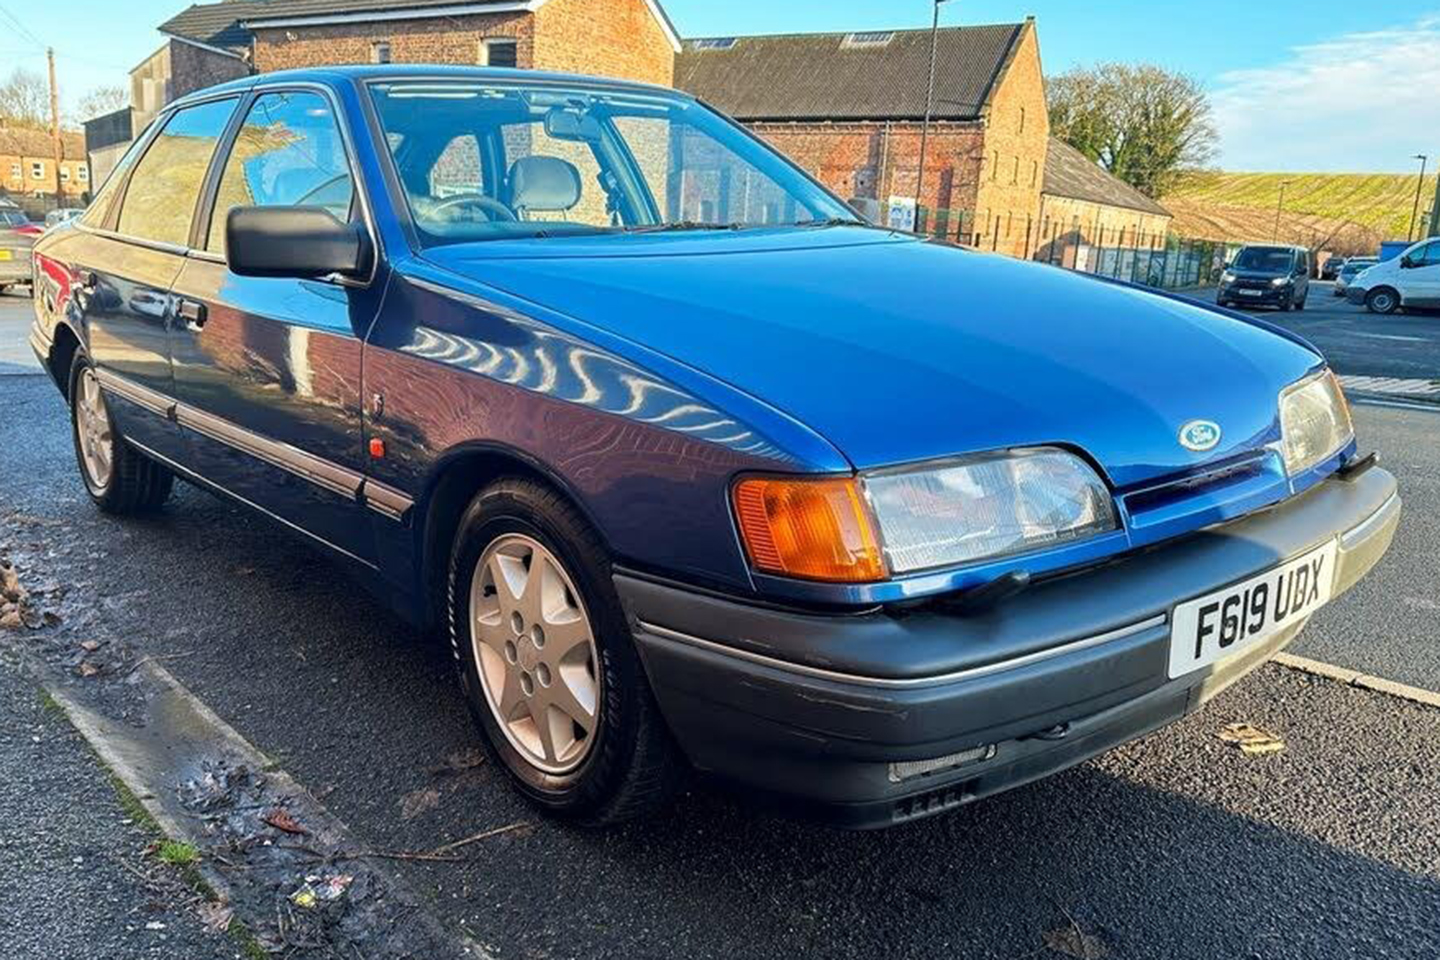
<box><xmin>431</xmin><ymin>193</ymin><xmax>518</xmax><ymax>223</ymax></box>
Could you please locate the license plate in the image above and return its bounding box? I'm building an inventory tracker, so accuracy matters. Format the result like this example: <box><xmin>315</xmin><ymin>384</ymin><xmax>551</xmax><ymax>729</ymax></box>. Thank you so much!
<box><xmin>0</xmin><ymin>250</ymin><xmax>12</xmax><ymax>261</ymax></box>
<box><xmin>1168</xmin><ymin>541</ymin><xmax>1338</xmax><ymax>679</ymax></box>
<box><xmin>1237</xmin><ymin>288</ymin><xmax>1262</xmax><ymax>296</ymax></box>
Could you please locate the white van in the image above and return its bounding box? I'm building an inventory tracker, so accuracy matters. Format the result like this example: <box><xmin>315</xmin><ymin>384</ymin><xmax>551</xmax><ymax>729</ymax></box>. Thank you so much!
<box><xmin>1346</xmin><ymin>237</ymin><xmax>1440</xmax><ymax>314</ymax></box>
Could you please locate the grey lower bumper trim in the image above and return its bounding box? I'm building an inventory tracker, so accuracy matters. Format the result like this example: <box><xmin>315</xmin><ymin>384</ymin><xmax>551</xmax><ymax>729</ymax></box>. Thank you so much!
<box><xmin>1340</xmin><ymin>492</ymin><xmax>1400</xmax><ymax>550</ymax></box>
<box><xmin>637</xmin><ymin>615</ymin><xmax>1169</xmax><ymax>690</ymax></box>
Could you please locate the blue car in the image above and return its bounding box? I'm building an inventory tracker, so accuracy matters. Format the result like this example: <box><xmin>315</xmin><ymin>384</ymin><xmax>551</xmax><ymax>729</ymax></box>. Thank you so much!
<box><xmin>29</xmin><ymin>67</ymin><xmax>1400</xmax><ymax>829</ymax></box>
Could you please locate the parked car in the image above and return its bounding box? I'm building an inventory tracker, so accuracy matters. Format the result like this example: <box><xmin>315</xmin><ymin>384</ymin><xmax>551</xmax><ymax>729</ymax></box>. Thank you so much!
<box><xmin>28</xmin><ymin>67</ymin><xmax>1400</xmax><ymax>829</ymax></box>
<box><xmin>0</xmin><ymin>206</ymin><xmax>40</xmax><ymax>294</ymax></box>
<box><xmin>1217</xmin><ymin>245</ymin><xmax>1311</xmax><ymax>311</ymax></box>
<box><xmin>44</xmin><ymin>207</ymin><xmax>86</xmax><ymax>229</ymax></box>
<box><xmin>1320</xmin><ymin>255</ymin><xmax>1346</xmax><ymax>280</ymax></box>
<box><xmin>1334</xmin><ymin>257</ymin><xmax>1378</xmax><ymax>297</ymax></box>
<box><xmin>1344</xmin><ymin>237</ymin><xmax>1440</xmax><ymax>314</ymax></box>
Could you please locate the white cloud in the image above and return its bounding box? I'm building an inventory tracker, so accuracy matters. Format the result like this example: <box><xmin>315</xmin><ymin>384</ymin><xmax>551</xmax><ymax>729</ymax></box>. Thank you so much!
<box><xmin>1212</xmin><ymin>13</ymin><xmax>1440</xmax><ymax>172</ymax></box>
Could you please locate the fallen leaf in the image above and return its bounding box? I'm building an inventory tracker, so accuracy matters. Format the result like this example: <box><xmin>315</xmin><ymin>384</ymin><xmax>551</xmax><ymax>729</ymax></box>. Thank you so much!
<box><xmin>1219</xmin><ymin>722</ymin><xmax>1285</xmax><ymax>755</ymax></box>
<box><xmin>1044</xmin><ymin>926</ymin><xmax>1108</xmax><ymax>959</ymax></box>
<box><xmin>196</xmin><ymin>902</ymin><xmax>233</xmax><ymax>934</ymax></box>
<box><xmin>77</xmin><ymin>661</ymin><xmax>100</xmax><ymax>679</ymax></box>
<box><xmin>80</xmin><ymin>640</ymin><xmax>102</xmax><ymax>653</ymax></box>
<box><xmin>399</xmin><ymin>787</ymin><xmax>441</xmax><ymax>821</ymax></box>
<box><xmin>290</xmin><ymin>888</ymin><xmax>318</xmax><ymax>909</ymax></box>
<box><xmin>262</xmin><ymin>808</ymin><xmax>307</xmax><ymax>835</ymax></box>
<box><xmin>428</xmin><ymin>748</ymin><xmax>487</xmax><ymax>776</ymax></box>
<box><xmin>0</xmin><ymin>609</ymin><xmax>22</xmax><ymax>630</ymax></box>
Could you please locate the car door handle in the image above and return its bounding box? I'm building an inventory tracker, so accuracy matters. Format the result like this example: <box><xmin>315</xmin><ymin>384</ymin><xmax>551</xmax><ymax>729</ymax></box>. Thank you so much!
<box><xmin>177</xmin><ymin>300</ymin><xmax>208</xmax><ymax>330</ymax></box>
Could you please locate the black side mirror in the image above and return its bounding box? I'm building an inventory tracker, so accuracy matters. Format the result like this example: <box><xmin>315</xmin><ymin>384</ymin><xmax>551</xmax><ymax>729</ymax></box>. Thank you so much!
<box><xmin>1400</xmin><ymin>255</ymin><xmax>1415</xmax><ymax>269</ymax></box>
<box><xmin>226</xmin><ymin>206</ymin><xmax>371</xmax><ymax>280</ymax></box>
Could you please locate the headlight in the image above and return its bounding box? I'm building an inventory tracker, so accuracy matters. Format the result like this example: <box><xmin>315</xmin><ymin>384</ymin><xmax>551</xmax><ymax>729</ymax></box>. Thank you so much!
<box><xmin>862</xmin><ymin>448</ymin><xmax>1118</xmax><ymax>574</ymax></box>
<box><xmin>1220</xmin><ymin>271</ymin><xmax>1236</xmax><ymax>284</ymax></box>
<box><xmin>732</xmin><ymin>449</ymin><xmax>1119</xmax><ymax>582</ymax></box>
<box><xmin>1270</xmin><ymin>276</ymin><xmax>1290</xmax><ymax>287</ymax></box>
<box><xmin>1279</xmin><ymin>371</ymin><xmax>1353</xmax><ymax>476</ymax></box>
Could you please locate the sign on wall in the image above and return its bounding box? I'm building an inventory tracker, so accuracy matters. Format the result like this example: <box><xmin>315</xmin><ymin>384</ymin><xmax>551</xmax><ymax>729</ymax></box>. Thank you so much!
<box><xmin>887</xmin><ymin>196</ymin><xmax>917</xmax><ymax>232</ymax></box>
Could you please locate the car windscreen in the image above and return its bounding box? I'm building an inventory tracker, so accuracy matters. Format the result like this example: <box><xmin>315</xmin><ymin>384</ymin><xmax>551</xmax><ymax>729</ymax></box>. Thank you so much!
<box><xmin>1233</xmin><ymin>248</ymin><xmax>1296</xmax><ymax>273</ymax></box>
<box><xmin>368</xmin><ymin>80</ymin><xmax>857</xmax><ymax>246</ymax></box>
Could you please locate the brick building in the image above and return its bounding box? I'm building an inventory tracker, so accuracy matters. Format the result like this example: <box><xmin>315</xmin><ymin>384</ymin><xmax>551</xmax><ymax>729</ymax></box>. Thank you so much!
<box><xmin>675</xmin><ymin>20</ymin><xmax>1169</xmax><ymax>259</ymax></box>
<box><xmin>1037</xmin><ymin>136</ymin><xmax>1173</xmax><ymax>267</ymax></box>
<box><xmin>151</xmin><ymin>0</ymin><xmax>680</xmax><ymax>93</ymax></box>
<box><xmin>0</xmin><ymin>125</ymin><xmax>90</xmax><ymax>205</ymax></box>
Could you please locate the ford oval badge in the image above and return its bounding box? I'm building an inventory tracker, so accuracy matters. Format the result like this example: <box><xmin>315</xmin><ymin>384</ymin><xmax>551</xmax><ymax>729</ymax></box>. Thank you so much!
<box><xmin>1179</xmin><ymin>420</ymin><xmax>1222</xmax><ymax>452</ymax></box>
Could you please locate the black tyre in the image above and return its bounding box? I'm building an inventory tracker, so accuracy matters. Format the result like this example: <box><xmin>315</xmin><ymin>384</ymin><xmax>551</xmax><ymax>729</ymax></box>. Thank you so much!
<box><xmin>447</xmin><ymin>477</ymin><xmax>684</xmax><ymax>825</ymax></box>
<box><xmin>68</xmin><ymin>352</ymin><xmax>174</xmax><ymax>515</ymax></box>
<box><xmin>1296</xmin><ymin>294</ymin><xmax>1307</xmax><ymax>311</ymax></box>
<box><xmin>1366</xmin><ymin>288</ymin><xmax>1400</xmax><ymax>315</ymax></box>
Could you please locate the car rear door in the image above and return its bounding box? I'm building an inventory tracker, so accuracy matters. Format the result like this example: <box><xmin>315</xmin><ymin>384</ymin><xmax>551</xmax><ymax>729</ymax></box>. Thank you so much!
<box><xmin>68</xmin><ymin>96</ymin><xmax>241</xmax><ymax>464</ymax></box>
<box><xmin>167</xmin><ymin>86</ymin><xmax>384</xmax><ymax>563</ymax></box>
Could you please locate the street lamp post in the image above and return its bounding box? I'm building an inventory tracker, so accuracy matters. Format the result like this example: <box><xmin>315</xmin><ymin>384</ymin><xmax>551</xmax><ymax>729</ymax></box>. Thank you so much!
<box><xmin>1273</xmin><ymin>180</ymin><xmax>1292</xmax><ymax>242</ymax></box>
<box><xmin>1408</xmin><ymin>154</ymin><xmax>1429</xmax><ymax>242</ymax></box>
<box><xmin>914</xmin><ymin>0</ymin><xmax>952</xmax><ymax>232</ymax></box>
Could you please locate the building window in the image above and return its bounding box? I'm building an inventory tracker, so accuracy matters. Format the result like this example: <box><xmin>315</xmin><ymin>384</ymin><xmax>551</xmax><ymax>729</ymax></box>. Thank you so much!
<box><xmin>481</xmin><ymin>38</ymin><xmax>519</xmax><ymax>69</ymax></box>
<box><xmin>1031</xmin><ymin>160</ymin><xmax>1039</xmax><ymax>187</ymax></box>
<box><xmin>1019</xmin><ymin>107</ymin><xmax>1026</xmax><ymax>134</ymax></box>
<box><xmin>8</xmin><ymin>163</ymin><xmax>18</xmax><ymax>179</ymax></box>
<box><xmin>77</xmin><ymin>165</ymin><xmax>89</xmax><ymax>182</ymax></box>
<box><xmin>60</xmin><ymin>166</ymin><xmax>70</xmax><ymax>182</ymax></box>
<box><xmin>990</xmin><ymin>152</ymin><xmax>998</xmax><ymax>182</ymax></box>
<box><xmin>1012</xmin><ymin>156</ymin><xmax>1020</xmax><ymax>185</ymax></box>
<box><xmin>371</xmin><ymin>41</ymin><xmax>392</xmax><ymax>64</ymax></box>
<box><xmin>30</xmin><ymin>161</ymin><xmax>44</xmax><ymax>179</ymax></box>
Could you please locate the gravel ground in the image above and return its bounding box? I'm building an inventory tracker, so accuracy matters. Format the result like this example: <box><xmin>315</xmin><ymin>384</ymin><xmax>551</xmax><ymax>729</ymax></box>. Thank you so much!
<box><xmin>0</xmin><ymin>652</ymin><xmax>240</xmax><ymax>960</ymax></box>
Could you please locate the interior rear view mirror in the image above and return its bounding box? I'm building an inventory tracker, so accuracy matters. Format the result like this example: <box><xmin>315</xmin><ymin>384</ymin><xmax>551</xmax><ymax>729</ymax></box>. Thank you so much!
<box><xmin>545</xmin><ymin>107</ymin><xmax>604</xmax><ymax>144</ymax></box>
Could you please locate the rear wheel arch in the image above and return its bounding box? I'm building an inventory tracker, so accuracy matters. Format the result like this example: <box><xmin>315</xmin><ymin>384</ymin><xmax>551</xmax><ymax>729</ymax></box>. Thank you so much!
<box><xmin>415</xmin><ymin>444</ymin><xmax>613</xmax><ymax>633</ymax></box>
<box><xmin>49</xmin><ymin>322</ymin><xmax>82</xmax><ymax>401</ymax></box>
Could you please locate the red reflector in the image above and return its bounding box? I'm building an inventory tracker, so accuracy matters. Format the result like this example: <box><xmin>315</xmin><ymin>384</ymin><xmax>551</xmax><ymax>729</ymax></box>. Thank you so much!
<box><xmin>368</xmin><ymin>438</ymin><xmax>386</xmax><ymax>459</ymax></box>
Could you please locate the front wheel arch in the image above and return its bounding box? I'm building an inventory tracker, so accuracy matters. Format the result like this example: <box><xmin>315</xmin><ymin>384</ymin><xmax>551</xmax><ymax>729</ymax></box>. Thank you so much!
<box><xmin>416</xmin><ymin>444</ymin><xmax>612</xmax><ymax>634</ymax></box>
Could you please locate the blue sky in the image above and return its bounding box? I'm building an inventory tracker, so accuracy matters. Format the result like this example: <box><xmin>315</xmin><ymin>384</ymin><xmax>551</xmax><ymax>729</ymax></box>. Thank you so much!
<box><xmin>2</xmin><ymin>0</ymin><xmax>1437</xmax><ymax>172</ymax></box>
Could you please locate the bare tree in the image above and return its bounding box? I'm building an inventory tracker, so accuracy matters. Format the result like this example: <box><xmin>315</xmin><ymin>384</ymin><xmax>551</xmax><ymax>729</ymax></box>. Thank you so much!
<box><xmin>0</xmin><ymin>67</ymin><xmax>50</xmax><ymax>129</ymax></box>
<box><xmin>1049</xmin><ymin>63</ymin><xmax>1218</xmax><ymax>199</ymax></box>
<box><xmin>75</xmin><ymin>85</ymin><xmax>129</xmax><ymax>124</ymax></box>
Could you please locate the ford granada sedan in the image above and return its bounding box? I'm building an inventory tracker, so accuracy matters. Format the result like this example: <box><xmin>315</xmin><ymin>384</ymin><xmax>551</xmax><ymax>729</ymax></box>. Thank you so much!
<box><xmin>29</xmin><ymin>67</ymin><xmax>1399</xmax><ymax>829</ymax></box>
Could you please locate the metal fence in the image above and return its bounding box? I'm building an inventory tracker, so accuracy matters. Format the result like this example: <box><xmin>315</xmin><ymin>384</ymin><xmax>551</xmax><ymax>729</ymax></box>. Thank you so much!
<box><xmin>908</xmin><ymin>204</ymin><xmax>1233</xmax><ymax>293</ymax></box>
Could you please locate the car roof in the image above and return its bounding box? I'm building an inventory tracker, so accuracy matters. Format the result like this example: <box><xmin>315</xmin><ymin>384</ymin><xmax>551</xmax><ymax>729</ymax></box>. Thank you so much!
<box><xmin>169</xmin><ymin>64</ymin><xmax>690</xmax><ymax>111</ymax></box>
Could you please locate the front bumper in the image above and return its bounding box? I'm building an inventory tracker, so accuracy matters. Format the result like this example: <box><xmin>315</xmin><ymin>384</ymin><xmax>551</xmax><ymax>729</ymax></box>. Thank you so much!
<box><xmin>1346</xmin><ymin>287</ymin><xmax>1370</xmax><ymax>305</ymax></box>
<box><xmin>1220</xmin><ymin>283</ymin><xmax>1293</xmax><ymax>305</ymax></box>
<box><xmin>620</xmin><ymin>466</ymin><xmax>1400</xmax><ymax>828</ymax></box>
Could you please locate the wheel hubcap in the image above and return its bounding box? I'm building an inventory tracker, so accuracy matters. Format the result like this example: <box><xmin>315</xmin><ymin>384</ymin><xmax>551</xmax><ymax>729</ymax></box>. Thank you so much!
<box><xmin>75</xmin><ymin>368</ymin><xmax>113</xmax><ymax>489</ymax></box>
<box><xmin>469</xmin><ymin>534</ymin><xmax>600</xmax><ymax>774</ymax></box>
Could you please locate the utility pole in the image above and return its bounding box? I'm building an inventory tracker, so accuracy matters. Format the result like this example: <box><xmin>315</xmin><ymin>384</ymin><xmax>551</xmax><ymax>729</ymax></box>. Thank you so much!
<box><xmin>1273</xmin><ymin>180</ymin><xmax>1292</xmax><ymax>242</ymax></box>
<box><xmin>914</xmin><ymin>0</ymin><xmax>952</xmax><ymax>232</ymax></box>
<box><xmin>47</xmin><ymin>47</ymin><xmax>62</xmax><ymax>205</ymax></box>
<box><xmin>1408</xmin><ymin>154</ymin><xmax>1428</xmax><ymax>242</ymax></box>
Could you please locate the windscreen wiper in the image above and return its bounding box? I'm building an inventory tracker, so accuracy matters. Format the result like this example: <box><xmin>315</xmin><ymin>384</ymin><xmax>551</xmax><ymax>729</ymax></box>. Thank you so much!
<box><xmin>622</xmin><ymin>221</ymin><xmax>749</xmax><ymax>234</ymax></box>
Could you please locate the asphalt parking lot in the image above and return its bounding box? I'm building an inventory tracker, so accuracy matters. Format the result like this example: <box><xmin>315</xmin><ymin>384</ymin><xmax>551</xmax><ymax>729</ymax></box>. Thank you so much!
<box><xmin>3</xmin><ymin>286</ymin><xmax>1439</xmax><ymax>958</ymax></box>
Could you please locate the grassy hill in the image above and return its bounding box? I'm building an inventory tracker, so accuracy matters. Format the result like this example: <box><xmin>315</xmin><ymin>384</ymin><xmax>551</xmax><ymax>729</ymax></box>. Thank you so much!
<box><xmin>1162</xmin><ymin>172</ymin><xmax>1439</xmax><ymax>254</ymax></box>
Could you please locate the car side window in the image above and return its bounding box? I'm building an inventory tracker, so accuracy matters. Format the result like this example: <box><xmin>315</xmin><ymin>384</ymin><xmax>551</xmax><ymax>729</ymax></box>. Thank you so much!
<box><xmin>1412</xmin><ymin>242</ymin><xmax>1440</xmax><ymax>267</ymax></box>
<box><xmin>206</xmin><ymin>91</ymin><xmax>355</xmax><ymax>255</ymax></box>
<box><xmin>115</xmin><ymin>98</ymin><xmax>238</xmax><ymax>247</ymax></box>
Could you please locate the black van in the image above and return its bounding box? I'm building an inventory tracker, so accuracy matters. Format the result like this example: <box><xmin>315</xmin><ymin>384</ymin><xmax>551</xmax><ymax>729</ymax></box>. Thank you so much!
<box><xmin>1217</xmin><ymin>245</ymin><xmax>1311</xmax><ymax>311</ymax></box>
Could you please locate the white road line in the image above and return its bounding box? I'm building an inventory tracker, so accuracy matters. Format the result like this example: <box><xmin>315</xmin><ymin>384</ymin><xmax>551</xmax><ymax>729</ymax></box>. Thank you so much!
<box><xmin>1353</xmin><ymin>333</ymin><xmax>1430</xmax><ymax>343</ymax></box>
<box><xmin>1339</xmin><ymin>374</ymin><xmax>1440</xmax><ymax>397</ymax></box>
<box><xmin>1272</xmin><ymin>653</ymin><xmax>1440</xmax><ymax>709</ymax></box>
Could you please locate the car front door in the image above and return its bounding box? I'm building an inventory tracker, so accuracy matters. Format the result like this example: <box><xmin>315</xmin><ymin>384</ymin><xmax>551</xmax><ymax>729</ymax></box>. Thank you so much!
<box><xmin>74</xmin><ymin>97</ymin><xmax>240</xmax><ymax>464</ymax></box>
<box><xmin>1400</xmin><ymin>240</ymin><xmax>1440</xmax><ymax>306</ymax></box>
<box><xmin>168</xmin><ymin>87</ymin><xmax>384</xmax><ymax>563</ymax></box>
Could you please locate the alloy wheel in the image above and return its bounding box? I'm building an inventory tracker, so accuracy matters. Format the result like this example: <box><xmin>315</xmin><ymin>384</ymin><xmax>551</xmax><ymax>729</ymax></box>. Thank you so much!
<box><xmin>75</xmin><ymin>367</ymin><xmax>114</xmax><ymax>491</ymax></box>
<box><xmin>469</xmin><ymin>533</ymin><xmax>601</xmax><ymax>774</ymax></box>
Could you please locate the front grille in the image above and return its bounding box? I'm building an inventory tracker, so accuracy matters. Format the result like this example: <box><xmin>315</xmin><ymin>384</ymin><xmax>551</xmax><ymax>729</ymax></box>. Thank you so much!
<box><xmin>1123</xmin><ymin>455</ymin><xmax>1269</xmax><ymax>516</ymax></box>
